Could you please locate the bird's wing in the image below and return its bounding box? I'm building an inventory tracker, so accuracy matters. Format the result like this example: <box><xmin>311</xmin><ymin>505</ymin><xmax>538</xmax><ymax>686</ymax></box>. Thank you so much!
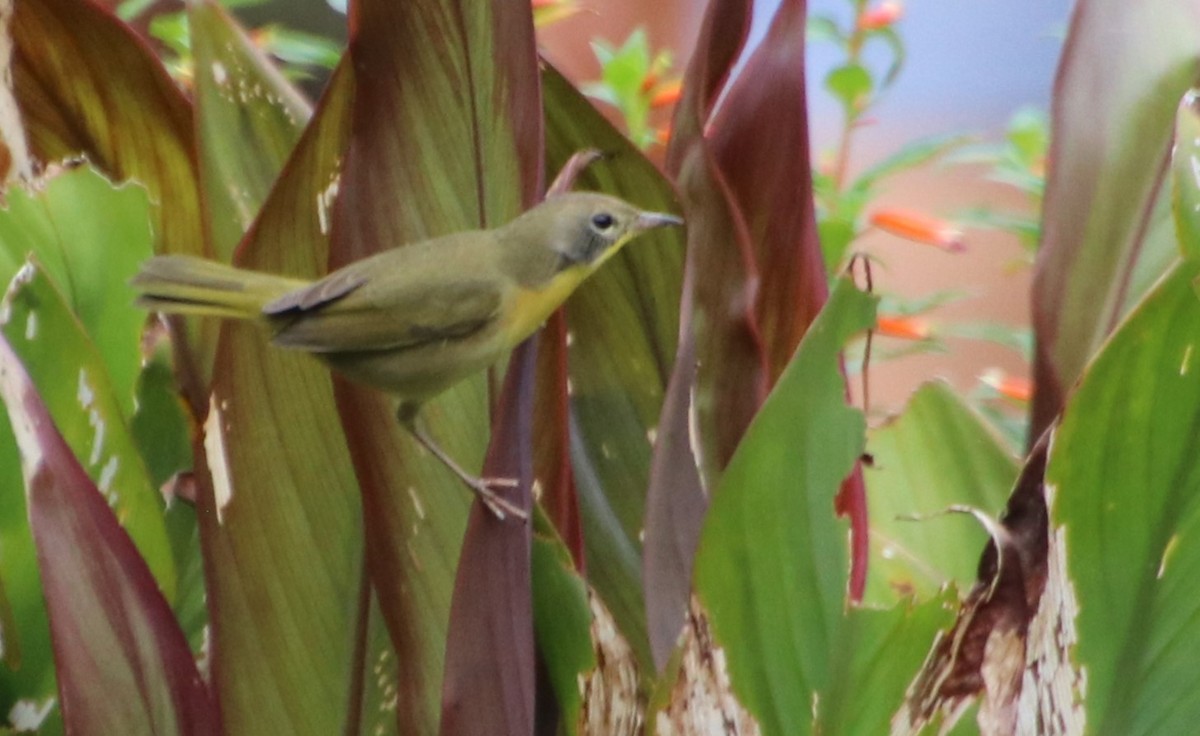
<box><xmin>262</xmin><ymin>267</ymin><xmax>369</xmax><ymax>315</ymax></box>
<box><xmin>268</xmin><ymin>275</ymin><xmax>504</xmax><ymax>353</ymax></box>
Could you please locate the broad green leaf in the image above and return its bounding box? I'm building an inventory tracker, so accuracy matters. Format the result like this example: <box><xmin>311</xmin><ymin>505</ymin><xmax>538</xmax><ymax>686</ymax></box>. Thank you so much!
<box><xmin>0</xmin><ymin>260</ymin><xmax>174</xmax><ymax>597</ymax></box>
<box><xmin>0</xmin><ymin>407</ymin><xmax>54</xmax><ymax>727</ymax></box>
<box><xmin>1031</xmin><ymin>0</ymin><xmax>1200</xmax><ymax>436</ymax></box>
<box><xmin>543</xmin><ymin>64</ymin><xmax>684</xmax><ymax>670</ymax></box>
<box><xmin>191</xmin><ymin>0</ymin><xmax>311</xmax><ymax>259</ymax></box>
<box><xmin>1050</xmin><ymin>260</ymin><xmax>1200</xmax><ymax>734</ymax></box>
<box><xmin>191</xmin><ymin>34</ymin><xmax>365</xmax><ymax>734</ymax></box>
<box><xmin>0</xmin><ymin>317</ymin><xmax>215</xmax><ymax>734</ymax></box>
<box><xmin>131</xmin><ymin>336</ymin><xmax>203</xmax><ymax>651</ymax></box>
<box><xmin>1172</xmin><ymin>89</ymin><xmax>1200</xmax><ymax>261</ymax></box>
<box><xmin>693</xmin><ymin>276</ymin><xmax>875</xmax><ymax>736</ymax></box>
<box><xmin>532</xmin><ymin>511</ymin><xmax>596</xmax><ymax>735</ymax></box>
<box><xmin>130</xmin><ymin>337</ymin><xmax>193</xmax><ymax>489</ymax></box>
<box><xmin>819</xmin><ymin>594</ymin><xmax>956</xmax><ymax>733</ymax></box>
<box><xmin>0</xmin><ymin>168</ymin><xmax>156</xmax><ymax>417</ymax></box>
<box><xmin>863</xmin><ymin>381</ymin><xmax>1019</xmax><ymax>606</ymax></box>
<box><xmin>327</xmin><ymin>1</ymin><xmax>542</xmax><ymax>731</ymax></box>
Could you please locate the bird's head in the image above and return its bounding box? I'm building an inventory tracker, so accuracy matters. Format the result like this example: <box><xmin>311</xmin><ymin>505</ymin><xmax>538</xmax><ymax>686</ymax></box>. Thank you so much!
<box><xmin>506</xmin><ymin>192</ymin><xmax>683</xmax><ymax>282</ymax></box>
<box><xmin>554</xmin><ymin>192</ymin><xmax>683</xmax><ymax>271</ymax></box>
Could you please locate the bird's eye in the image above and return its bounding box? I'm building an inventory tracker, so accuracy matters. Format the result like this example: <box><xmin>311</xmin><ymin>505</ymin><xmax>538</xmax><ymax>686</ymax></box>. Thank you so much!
<box><xmin>591</xmin><ymin>213</ymin><xmax>615</xmax><ymax>231</ymax></box>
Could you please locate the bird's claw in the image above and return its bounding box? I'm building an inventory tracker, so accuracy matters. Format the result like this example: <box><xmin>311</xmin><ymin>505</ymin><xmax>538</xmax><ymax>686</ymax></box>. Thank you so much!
<box><xmin>469</xmin><ymin>476</ymin><xmax>527</xmax><ymax>522</ymax></box>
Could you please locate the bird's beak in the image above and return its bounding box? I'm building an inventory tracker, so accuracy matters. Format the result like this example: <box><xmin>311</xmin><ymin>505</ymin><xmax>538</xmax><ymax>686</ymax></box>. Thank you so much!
<box><xmin>634</xmin><ymin>211</ymin><xmax>685</xmax><ymax>231</ymax></box>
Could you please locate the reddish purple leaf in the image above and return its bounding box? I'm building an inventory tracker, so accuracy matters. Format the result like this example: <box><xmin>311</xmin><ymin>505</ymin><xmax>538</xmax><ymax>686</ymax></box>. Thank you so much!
<box><xmin>0</xmin><ymin>341</ymin><xmax>216</xmax><ymax>735</ymax></box>
<box><xmin>665</xmin><ymin>0</ymin><xmax>765</xmax><ymax>479</ymax></box>
<box><xmin>645</xmin><ymin>0</ymin><xmax>758</xmax><ymax>671</ymax></box>
<box><xmin>440</xmin><ymin>339</ymin><xmax>537</xmax><ymax>736</ymax></box>
<box><xmin>709</xmin><ymin>0</ymin><xmax>827</xmax><ymax>378</ymax></box>
<box><xmin>533</xmin><ymin>311</ymin><xmax>584</xmax><ymax>568</ymax></box>
<box><xmin>12</xmin><ymin>0</ymin><xmax>204</xmax><ymax>260</ymax></box>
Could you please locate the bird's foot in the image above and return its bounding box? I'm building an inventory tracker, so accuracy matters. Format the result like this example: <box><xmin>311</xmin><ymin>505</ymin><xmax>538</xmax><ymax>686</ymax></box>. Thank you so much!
<box><xmin>468</xmin><ymin>476</ymin><xmax>527</xmax><ymax>522</ymax></box>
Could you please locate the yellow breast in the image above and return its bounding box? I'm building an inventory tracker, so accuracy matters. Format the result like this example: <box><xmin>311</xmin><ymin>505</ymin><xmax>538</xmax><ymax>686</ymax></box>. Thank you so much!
<box><xmin>503</xmin><ymin>266</ymin><xmax>589</xmax><ymax>344</ymax></box>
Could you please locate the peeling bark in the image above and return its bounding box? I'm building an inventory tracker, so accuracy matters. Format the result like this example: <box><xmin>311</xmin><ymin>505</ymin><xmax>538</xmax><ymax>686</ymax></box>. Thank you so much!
<box><xmin>654</xmin><ymin>597</ymin><xmax>760</xmax><ymax>736</ymax></box>
<box><xmin>579</xmin><ymin>591</ymin><xmax>644</xmax><ymax>735</ymax></box>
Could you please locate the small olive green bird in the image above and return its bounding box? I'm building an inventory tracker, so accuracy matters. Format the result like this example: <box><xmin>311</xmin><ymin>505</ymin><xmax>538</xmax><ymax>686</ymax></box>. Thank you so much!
<box><xmin>132</xmin><ymin>192</ymin><xmax>682</xmax><ymax>520</ymax></box>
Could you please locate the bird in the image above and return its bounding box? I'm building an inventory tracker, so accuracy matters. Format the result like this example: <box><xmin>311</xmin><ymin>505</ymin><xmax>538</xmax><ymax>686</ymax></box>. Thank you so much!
<box><xmin>131</xmin><ymin>191</ymin><xmax>683</xmax><ymax>520</ymax></box>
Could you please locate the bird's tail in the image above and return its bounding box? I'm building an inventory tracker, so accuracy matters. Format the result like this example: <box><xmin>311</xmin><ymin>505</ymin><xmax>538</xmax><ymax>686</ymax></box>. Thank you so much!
<box><xmin>131</xmin><ymin>255</ymin><xmax>308</xmax><ymax>320</ymax></box>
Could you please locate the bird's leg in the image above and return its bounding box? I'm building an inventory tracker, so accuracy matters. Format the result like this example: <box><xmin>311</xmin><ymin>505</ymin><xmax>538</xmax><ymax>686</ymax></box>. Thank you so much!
<box><xmin>397</xmin><ymin>404</ymin><xmax>526</xmax><ymax>522</ymax></box>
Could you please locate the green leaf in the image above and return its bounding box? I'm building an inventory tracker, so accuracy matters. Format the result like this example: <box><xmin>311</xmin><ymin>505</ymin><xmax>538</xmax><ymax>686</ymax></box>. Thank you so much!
<box><xmin>824</xmin><ymin>63</ymin><xmax>873</xmax><ymax>113</ymax></box>
<box><xmin>0</xmin><ymin>259</ymin><xmax>175</xmax><ymax>598</ymax></box>
<box><xmin>191</xmin><ymin>0</ymin><xmax>312</xmax><ymax>260</ymax></box>
<box><xmin>819</xmin><ymin>594</ymin><xmax>956</xmax><ymax>732</ymax></box>
<box><xmin>0</xmin><ymin>324</ymin><xmax>215</xmax><ymax>734</ymax></box>
<box><xmin>130</xmin><ymin>338</ymin><xmax>193</xmax><ymax>489</ymax></box>
<box><xmin>0</xmin><ymin>407</ymin><xmax>55</xmax><ymax>727</ymax></box>
<box><xmin>693</xmin><ymin>276</ymin><xmax>876</xmax><ymax>736</ymax></box>
<box><xmin>532</xmin><ymin>512</ymin><xmax>596</xmax><ymax>735</ymax></box>
<box><xmin>1172</xmin><ymin>89</ymin><xmax>1200</xmax><ymax>261</ymax></box>
<box><xmin>818</xmin><ymin>216</ymin><xmax>856</xmax><ymax>269</ymax></box>
<box><xmin>1050</xmin><ymin>260</ymin><xmax>1200</xmax><ymax>733</ymax></box>
<box><xmin>0</xmin><ymin>168</ymin><xmax>154</xmax><ymax>417</ymax></box>
<box><xmin>862</xmin><ymin>381</ymin><xmax>1019</xmax><ymax>606</ymax></box>
<box><xmin>149</xmin><ymin>12</ymin><xmax>191</xmax><ymax>58</ymax></box>
<box><xmin>1031</xmin><ymin>0</ymin><xmax>1200</xmax><ymax>435</ymax></box>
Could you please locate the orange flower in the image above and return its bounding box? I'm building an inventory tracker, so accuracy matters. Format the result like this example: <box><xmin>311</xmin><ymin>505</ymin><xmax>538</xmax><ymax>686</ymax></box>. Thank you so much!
<box><xmin>875</xmin><ymin>315</ymin><xmax>931</xmax><ymax>340</ymax></box>
<box><xmin>650</xmin><ymin>80</ymin><xmax>683</xmax><ymax>109</ymax></box>
<box><xmin>869</xmin><ymin>208</ymin><xmax>965</xmax><ymax>252</ymax></box>
<box><xmin>654</xmin><ymin>124</ymin><xmax>672</xmax><ymax>147</ymax></box>
<box><xmin>858</xmin><ymin>1</ymin><xmax>903</xmax><ymax>30</ymax></box>
<box><xmin>980</xmin><ymin>369</ymin><xmax>1033</xmax><ymax>402</ymax></box>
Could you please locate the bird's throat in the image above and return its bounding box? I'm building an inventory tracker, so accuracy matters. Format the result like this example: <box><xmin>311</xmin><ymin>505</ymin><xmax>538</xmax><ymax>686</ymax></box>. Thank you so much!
<box><xmin>505</xmin><ymin>266</ymin><xmax>590</xmax><ymax>343</ymax></box>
